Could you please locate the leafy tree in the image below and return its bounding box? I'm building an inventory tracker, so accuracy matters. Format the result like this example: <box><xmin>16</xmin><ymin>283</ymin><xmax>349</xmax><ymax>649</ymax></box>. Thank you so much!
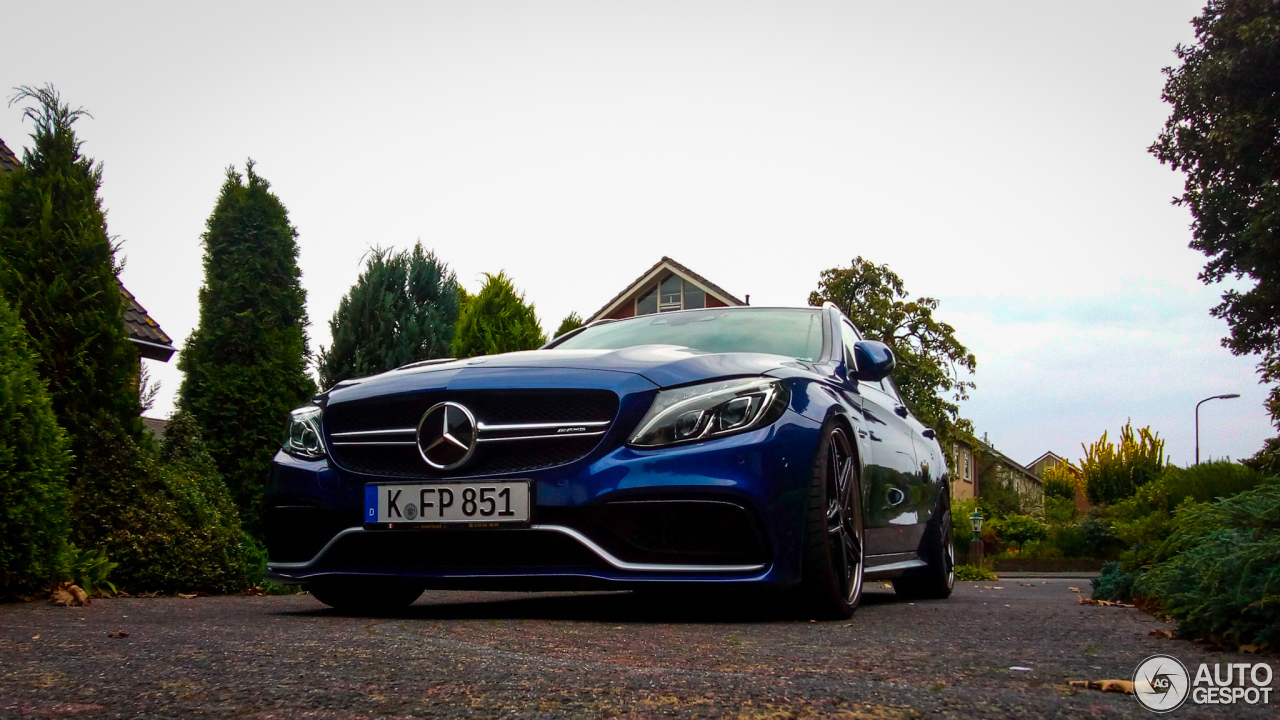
<box><xmin>178</xmin><ymin>162</ymin><xmax>315</xmax><ymax>532</ymax></box>
<box><xmin>0</xmin><ymin>294</ymin><xmax>71</xmax><ymax>595</ymax></box>
<box><xmin>452</xmin><ymin>272</ymin><xmax>546</xmax><ymax>357</ymax></box>
<box><xmin>554</xmin><ymin>312</ymin><xmax>585</xmax><ymax>339</ymax></box>
<box><xmin>1080</xmin><ymin>422</ymin><xmax>1165</xmax><ymax>505</ymax></box>
<box><xmin>809</xmin><ymin>257</ymin><xmax>976</xmax><ymax>452</ymax></box>
<box><xmin>318</xmin><ymin>243</ymin><xmax>461</xmax><ymax>389</ymax></box>
<box><xmin>0</xmin><ymin>86</ymin><xmax>142</xmax><ymax>449</ymax></box>
<box><xmin>1150</xmin><ymin>1</ymin><xmax>1280</xmax><ymax>445</ymax></box>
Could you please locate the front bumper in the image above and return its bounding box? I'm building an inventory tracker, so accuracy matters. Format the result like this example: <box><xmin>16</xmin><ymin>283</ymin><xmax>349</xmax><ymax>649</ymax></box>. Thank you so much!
<box><xmin>264</xmin><ymin>408</ymin><xmax>822</xmax><ymax>589</ymax></box>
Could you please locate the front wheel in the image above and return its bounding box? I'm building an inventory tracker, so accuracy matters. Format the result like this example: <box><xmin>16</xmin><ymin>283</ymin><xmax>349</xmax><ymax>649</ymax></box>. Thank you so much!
<box><xmin>797</xmin><ymin>422</ymin><xmax>865</xmax><ymax>620</ymax></box>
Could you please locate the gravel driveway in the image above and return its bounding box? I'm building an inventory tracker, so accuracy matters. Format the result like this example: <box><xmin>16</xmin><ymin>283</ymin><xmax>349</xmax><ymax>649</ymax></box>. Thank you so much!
<box><xmin>0</xmin><ymin>580</ymin><xmax>1270</xmax><ymax>719</ymax></box>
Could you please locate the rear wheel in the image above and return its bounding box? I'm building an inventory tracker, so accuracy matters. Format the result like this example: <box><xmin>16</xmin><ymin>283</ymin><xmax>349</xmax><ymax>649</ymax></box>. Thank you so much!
<box><xmin>308</xmin><ymin>579</ymin><xmax>424</xmax><ymax>614</ymax></box>
<box><xmin>892</xmin><ymin>491</ymin><xmax>954</xmax><ymax>600</ymax></box>
<box><xmin>797</xmin><ymin>422</ymin><xmax>865</xmax><ymax>620</ymax></box>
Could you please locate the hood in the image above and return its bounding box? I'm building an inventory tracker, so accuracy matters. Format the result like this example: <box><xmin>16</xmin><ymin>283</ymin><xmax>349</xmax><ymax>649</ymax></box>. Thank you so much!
<box><xmin>329</xmin><ymin>345</ymin><xmax>817</xmax><ymax>398</ymax></box>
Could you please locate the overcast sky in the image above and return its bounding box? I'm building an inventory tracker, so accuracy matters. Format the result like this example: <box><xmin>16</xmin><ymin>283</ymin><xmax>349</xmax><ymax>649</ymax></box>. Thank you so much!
<box><xmin>3</xmin><ymin>1</ymin><xmax>1263</xmax><ymax>467</ymax></box>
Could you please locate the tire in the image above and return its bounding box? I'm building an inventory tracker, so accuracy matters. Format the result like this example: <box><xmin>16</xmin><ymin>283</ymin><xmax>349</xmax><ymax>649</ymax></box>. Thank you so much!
<box><xmin>892</xmin><ymin>490</ymin><xmax>954</xmax><ymax>600</ymax></box>
<box><xmin>307</xmin><ymin>579</ymin><xmax>424</xmax><ymax>614</ymax></box>
<box><xmin>796</xmin><ymin>421</ymin><xmax>865</xmax><ymax>620</ymax></box>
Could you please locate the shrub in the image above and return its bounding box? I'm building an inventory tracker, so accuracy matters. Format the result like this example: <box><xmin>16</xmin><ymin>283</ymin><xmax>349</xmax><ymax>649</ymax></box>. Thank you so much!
<box><xmin>65</xmin><ymin>545</ymin><xmax>117</xmax><ymax>596</ymax></box>
<box><xmin>1049</xmin><ymin>515</ymin><xmax>1124</xmax><ymax>560</ymax></box>
<box><xmin>317</xmin><ymin>243</ymin><xmax>461</xmax><ymax>390</ymax></box>
<box><xmin>1110</xmin><ymin>461</ymin><xmax>1266</xmax><ymax>570</ymax></box>
<box><xmin>1081</xmin><ymin>422</ymin><xmax>1165</xmax><ymax>505</ymax></box>
<box><xmin>955</xmin><ymin>564</ymin><xmax>997</xmax><ymax>581</ymax></box>
<box><xmin>1017</xmin><ymin>540</ymin><xmax>1064</xmax><ymax>561</ymax></box>
<box><xmin>178</xmin><ymin>162</ymin><xmax>315</xmax><ymax>534</ymax></box>
<box><xmin>78</xmin><ymin>413</ymin><xmax>262</xmax><ymax>594</ymax></box>
<box><xmin>0</xmin><ymin>294</ymin><xmax>72</xmax><ymax>596</ymax></box>
<box><xmin>1131</xmin><ymin>480</ymin><xmax>1280</xmax><ymax>648</ymax></box>
<box><xmin>452</xmin><ymin>272</ymin><xmax>546</xmax><ymax>357</ymax></box>
<box><xmin>987</xmin><ymin>514</ymin><xmax>1047</xmax><ymax>548</ymax></box>
<box><xmin>1044</xmin><ymin>496</ymin><xmax>1075</xmax><ymax>526</ymax></box>
<box><xmin>1092</xmin><ymin>561</ymin><xmax>1138</xmax><ymax>603</ymax></box>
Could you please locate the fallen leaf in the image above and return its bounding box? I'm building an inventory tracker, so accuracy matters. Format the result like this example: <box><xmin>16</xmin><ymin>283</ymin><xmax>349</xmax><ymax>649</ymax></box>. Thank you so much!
<box><xmin>992</xmin><ymin>586</ymin><xmax>1004</xmax><ymax>590</ymax></box>
<box><xmin>1069</xmin><ymin>679</ymin><xmax>1134</xmax><ymax>695</ymax></box>
<box><xmin>1149</xmin><ymin>629</ymin><xmax>1175</xmax><ymax>639</ymax></box>
<box><xmin>107</xmin><ymin>631</ymin><xmax>129</xmax><ymax>639</ymax></box>
<box><xmin>176</xmin><ymin>593</ymin><xmax>196</xmax><ymax>599</ymax></box>
<box><xmin>70</xmin><ymin>585</ymin><xmax>89</xmax><ymax>605</ymax></box>
<box><xmin>1240</xmin><ymin>644</ymin><xmax>1261</xmax><ymax>654</ymax></box>
<box><xmin>1068</xmin><ymin>587</ymin><xmax>1080</xmax><ymax>593</ymax></box>
<box><xmin>31</xmin><ymin>635</ymin><xmax>39</xmax><ymax>640</ymax></box>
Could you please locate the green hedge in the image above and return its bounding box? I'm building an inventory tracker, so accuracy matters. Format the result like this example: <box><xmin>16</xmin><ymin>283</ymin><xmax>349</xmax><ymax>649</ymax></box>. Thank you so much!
<box><xmin>0</xmin><ymin>294</ymin><xmax>72</xmax><ymax>595</ymax></box>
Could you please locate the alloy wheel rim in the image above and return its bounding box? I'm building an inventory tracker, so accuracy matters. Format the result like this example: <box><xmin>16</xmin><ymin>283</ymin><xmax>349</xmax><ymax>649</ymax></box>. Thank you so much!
<box><xmin>826</xmin><ymin>428</ymin><xmax>863</xmax><ymax>605</ymax></box>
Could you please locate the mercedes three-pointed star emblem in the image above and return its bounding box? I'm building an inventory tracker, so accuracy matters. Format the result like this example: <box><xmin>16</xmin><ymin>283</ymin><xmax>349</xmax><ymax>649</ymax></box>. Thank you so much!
<box><xmin>416</xmin><ymin>401</ymin><xmax>478</xmax><ymax>470</ymax></box>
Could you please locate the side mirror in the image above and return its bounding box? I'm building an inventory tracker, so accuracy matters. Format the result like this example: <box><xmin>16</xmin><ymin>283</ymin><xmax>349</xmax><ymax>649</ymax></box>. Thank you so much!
<box><xmin>852</xmin><ymin>341</ymin><xmax>895</xmax><ymax>382</ymax></box>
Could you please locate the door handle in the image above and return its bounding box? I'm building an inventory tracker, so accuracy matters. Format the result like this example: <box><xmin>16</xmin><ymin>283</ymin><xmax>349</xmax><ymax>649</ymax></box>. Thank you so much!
<box><xmin>894</xmin><ymin>405</ymin><xmax>909</xmax><ymax>418</ymax></box>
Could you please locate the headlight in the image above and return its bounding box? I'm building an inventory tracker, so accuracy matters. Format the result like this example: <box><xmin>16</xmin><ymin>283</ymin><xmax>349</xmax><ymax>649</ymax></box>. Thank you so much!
<box><xmin>282</xmin><ymin>406</ymin><xmax>325</xmax><ymax>459</ymax></box>
<box><xmin>629</xmin><ymin>378</ymin><xmax>790</xmax><ymax>448</ymax></box>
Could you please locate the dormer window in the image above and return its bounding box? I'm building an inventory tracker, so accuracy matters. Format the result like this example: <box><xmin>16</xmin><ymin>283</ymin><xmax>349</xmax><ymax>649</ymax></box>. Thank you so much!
<box><xmin>636</xmin><ymin>273</ymin><xmax>706</xmax><ymax>316</ymax></box>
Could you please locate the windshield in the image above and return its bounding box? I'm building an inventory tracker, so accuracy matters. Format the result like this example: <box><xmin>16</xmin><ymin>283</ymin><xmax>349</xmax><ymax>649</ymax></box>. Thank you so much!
<box><xmin>553</xmin><ymin>308</ymin><xmax>825</xmax><ymax>361</ymax></box>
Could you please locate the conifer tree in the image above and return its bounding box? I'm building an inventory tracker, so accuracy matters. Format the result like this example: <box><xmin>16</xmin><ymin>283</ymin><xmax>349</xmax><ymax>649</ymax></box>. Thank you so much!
<box><xmin>317</xmin><ymin>243</ymin><xmax>461</xmax><ymax>389</ymax></box>
<box><xmin>0</xmin><ymin>294</ymin><xmax>71</xmax><ymax>595</ymax></box>
<box><xmin>178</xmin><ymin>162</ymin><xmax>314</xmax><ymax>531</ymax></box>
<box><xmin>554</xmin><ymin>312</ymin><xmax>584</xmax><ymax>339</ymax></box>
<box><xmin>452</xmin><ymin>272</ymin><xmax>546</xmax><ymax>357</ymax></box>
<box><xmin>0</xmin><ymin>85</ymin><xmax>142</xmax><ymax>448</ymax></box>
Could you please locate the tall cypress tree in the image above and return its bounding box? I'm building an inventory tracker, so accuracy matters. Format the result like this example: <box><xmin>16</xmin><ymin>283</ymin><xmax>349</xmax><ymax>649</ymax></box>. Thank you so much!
<box><xmin>0</xmin><ymin>85</ymin><xmax>142</xmax><ymax>448</ymax></box>
<box><xmin>452</xmin><ymin>272</ymin><xmax>546</xmax><ymax>357</ymax></box>
<box><xmin>179</xmin><ymin>162</ymin><xmax>314</xmax><ymax>532</ymax></box>
<box><xmin>317</xmin><ymin>243</ymin><xmax>461</xmax><ymax>390</ymax></box>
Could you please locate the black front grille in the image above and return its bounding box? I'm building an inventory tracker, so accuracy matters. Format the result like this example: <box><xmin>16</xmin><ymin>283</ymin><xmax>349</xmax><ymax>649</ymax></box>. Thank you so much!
<box><xmin>325</xmin><ymin>389</ymin><xmax>619</xmax><ymax>478</ymax></box>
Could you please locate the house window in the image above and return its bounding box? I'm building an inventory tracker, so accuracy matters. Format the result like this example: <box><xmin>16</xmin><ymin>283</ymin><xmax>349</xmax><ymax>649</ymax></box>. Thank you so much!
<box><xmin>963</xmin><ymin>452</ymin><xmax>971</xmax><ymax>481</ymax></box>
<box><xmin>636</xmin><ymin>273</ymin><xmax>707</xmax><ymax>316</ymax></box>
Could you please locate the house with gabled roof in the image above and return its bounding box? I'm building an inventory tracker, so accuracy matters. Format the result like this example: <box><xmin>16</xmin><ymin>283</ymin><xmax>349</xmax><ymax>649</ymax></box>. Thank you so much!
<box><xmin>586</xmin><ymin>256</ymin><xmax>747</xmax><ymax>323</ymax></box>
<box><xmin>0</xmin><ymin>136</ymin><xmax>176</xmax><ymax>373</ymax></box>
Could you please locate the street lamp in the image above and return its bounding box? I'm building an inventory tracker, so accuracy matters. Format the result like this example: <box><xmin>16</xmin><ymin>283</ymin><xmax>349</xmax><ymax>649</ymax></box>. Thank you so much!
<box><xmin>1196</xmin><ymin>393</ymin><xmax>1241</xmax><ymax>465</ymax></box>
<box><xmin>968</xmin><ymin>510</ymin><xmax>985</xmax><ymax>561</ymax></box>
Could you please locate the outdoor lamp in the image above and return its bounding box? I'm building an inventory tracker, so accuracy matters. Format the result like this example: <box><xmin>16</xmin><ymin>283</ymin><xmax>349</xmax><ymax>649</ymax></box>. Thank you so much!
<box><xmin>969</xmin><ymin>511</ymin><xmax>984</xmax><ymax>542</ymax></box>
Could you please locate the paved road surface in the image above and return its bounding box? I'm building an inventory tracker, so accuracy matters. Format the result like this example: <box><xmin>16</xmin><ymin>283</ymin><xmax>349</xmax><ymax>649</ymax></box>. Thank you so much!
<box><xmin>0</xmin><ymin>580</ymin><xmax>1270</xmax><ymax>718</ymax></box>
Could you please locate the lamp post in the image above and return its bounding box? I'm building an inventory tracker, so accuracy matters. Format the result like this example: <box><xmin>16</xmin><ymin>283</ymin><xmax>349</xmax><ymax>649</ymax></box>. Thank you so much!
<box><xmin>968</xmin><ymin>510</ymin><xmax>985</xmax><ymax>561</ymax></box>
<box><xmin>1196</xmin><ymin>393</ymin><xmax>1240</xmax><ymax>465</ymax></box>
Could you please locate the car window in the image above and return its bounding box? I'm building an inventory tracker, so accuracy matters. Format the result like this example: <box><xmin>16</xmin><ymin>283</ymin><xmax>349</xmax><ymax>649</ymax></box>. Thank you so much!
<box><xmin>553</xmin><ymin>308</ymin><xmax>825</xmax><ymax>361</ymax></box>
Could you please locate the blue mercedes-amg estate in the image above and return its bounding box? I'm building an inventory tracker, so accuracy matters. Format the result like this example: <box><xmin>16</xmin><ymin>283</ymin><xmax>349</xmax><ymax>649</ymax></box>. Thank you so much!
<box><xmin>265</xmin><ymin>303</ymin><xmax>954</xmax><ymax>618</ymax></box>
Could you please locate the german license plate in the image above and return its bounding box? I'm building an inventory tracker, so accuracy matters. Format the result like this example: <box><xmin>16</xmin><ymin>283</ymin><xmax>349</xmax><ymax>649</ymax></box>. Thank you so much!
<box><xmin>365</xmin><ymin>481</ymin><xmax>530</xmax><ymax>524</ymax></box>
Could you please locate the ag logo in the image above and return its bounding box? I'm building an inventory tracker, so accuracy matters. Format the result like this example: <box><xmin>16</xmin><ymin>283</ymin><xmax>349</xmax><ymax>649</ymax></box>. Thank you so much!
<box><xmin>1134</xmin><ymin>654</ymin><xmax>1190</xmax><ymax>713</ymax></box>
